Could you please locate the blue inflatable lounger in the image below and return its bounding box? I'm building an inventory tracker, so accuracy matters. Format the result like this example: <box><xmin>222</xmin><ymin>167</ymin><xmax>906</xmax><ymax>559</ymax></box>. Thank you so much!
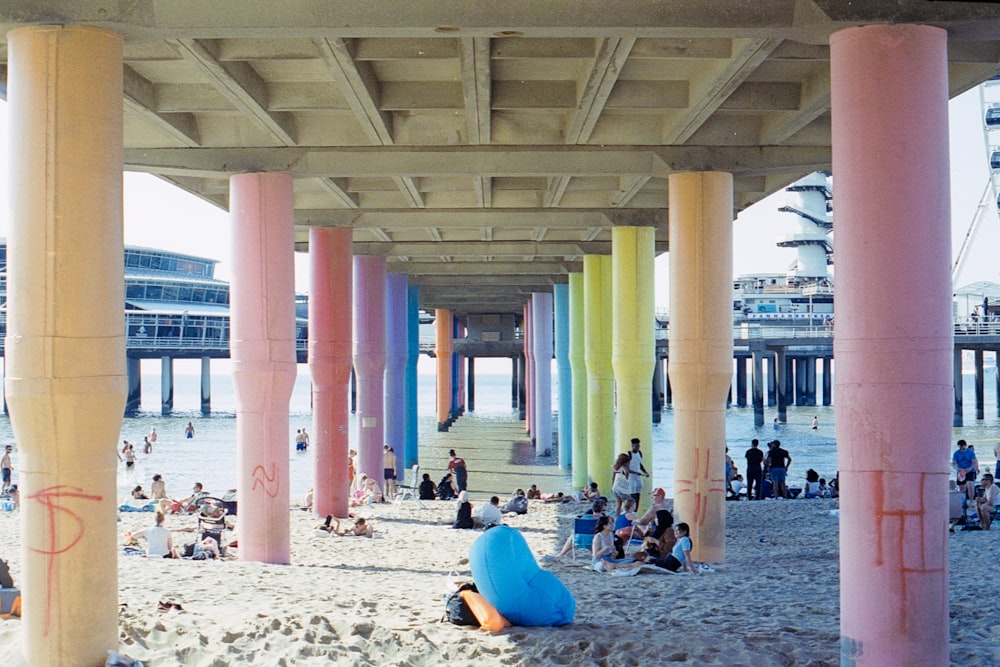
<box><xmin>468</xmin><ymin>525</ymin><xmax>575</xmax><ymax>627</ymax></box>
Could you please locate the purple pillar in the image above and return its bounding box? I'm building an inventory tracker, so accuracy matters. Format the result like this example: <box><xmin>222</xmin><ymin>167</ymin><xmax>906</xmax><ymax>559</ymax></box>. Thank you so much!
<box><xmin>831</xmin><ymin>24</ymin><xmax>951</xmax><ymax>666</ymax></box>
<box><xmin>230</xmin><ymin>172</ymin><xmax>297</xmax><ymax>564</ymax></box>
<box><xmin>353</xmin><ymin>256</ymin><xmax>387</xmax><ymax>484</ymax></box>
<box><xmin>532</xmin><ymin>292</ymin><xmax>554</xmax><ymax>452</ymax></box>
<box><xmin>384</xmin><ymin>273</ymin><xmax>408</xmax><ymax>480</ymax></box>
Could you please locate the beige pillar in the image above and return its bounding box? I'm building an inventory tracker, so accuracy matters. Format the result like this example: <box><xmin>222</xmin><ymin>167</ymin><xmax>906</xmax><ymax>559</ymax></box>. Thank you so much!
<box><xmin>668</xmin><ymin>172</ymin><xmax>733</xmax><ymax>563</ymax></box>
<box><xmin>6</xmin><ymin>26</ymin><xmax>126</xmax><ymax>666</ymax></box>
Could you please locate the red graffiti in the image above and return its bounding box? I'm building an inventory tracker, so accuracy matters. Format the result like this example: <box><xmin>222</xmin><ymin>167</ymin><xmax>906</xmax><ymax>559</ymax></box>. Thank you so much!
<box><xmin>27</xmin><ymin>485</ymin><xmax>103</xmax><ymax>636</ymax></box>
<box><xmin>675</xmin><ymin>446</ymin><xmax>726</xmax><ymax>527</ymax></box>
<box><xmin>251</xmin><ymin>463</ymin><xmax>280</xmax><ymax>498</ymax></box>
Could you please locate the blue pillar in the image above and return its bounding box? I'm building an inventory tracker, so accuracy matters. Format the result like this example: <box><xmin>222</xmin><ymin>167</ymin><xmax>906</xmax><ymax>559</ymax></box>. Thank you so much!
<box><xmin>451</xmin><ymin>315</ymin><xmax>461</xmax><ymax>423</ymax></box>
<box><xmin>554</xmin><ymin>284</ymin><xmax>572</xmax><ymax>468</ymax></box>
<box><xmin>404</xmin><ymin>284</ymin><xmax>420</xmax><ymax>469</ymax></box>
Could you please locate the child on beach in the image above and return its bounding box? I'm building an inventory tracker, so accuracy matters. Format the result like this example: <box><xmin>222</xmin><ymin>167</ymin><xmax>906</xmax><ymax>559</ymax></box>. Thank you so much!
<box><xmin>649</xmin><ymin>522</ymin><xmax>699</xmax><ymax>574</ymax></box>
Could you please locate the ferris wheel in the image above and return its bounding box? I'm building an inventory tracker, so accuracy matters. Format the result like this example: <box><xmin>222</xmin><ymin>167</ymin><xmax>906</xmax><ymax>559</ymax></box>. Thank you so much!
<box><xmin>953</xmin><ymin>79</ymin><xmax>1000</xmax><ymax>286</ymax></box>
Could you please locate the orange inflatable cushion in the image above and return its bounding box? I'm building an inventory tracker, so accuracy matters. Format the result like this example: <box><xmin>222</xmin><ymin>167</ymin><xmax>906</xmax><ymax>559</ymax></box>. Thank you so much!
<box><xmin>460</xmin><ymin>590</ymin><xmax>511</xmax><ymax>633</ymax></box>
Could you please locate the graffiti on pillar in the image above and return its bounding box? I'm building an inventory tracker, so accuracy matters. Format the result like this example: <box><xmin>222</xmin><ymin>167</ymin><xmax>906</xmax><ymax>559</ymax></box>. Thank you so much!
<box><xmin>251</xmin><ymin>463</ymin><xmax>279</xmax><ymax>497</ymax></box>
<box><xmin>27</xmin><ymin>485</ymin><xmax>104</xmax><ymax>636</ymax></box>
<box><xmin>674</xmin><ymin>446</ymin><xmax>726</xmax><ymax>527</ymax></box>
<box><xmin>871</xmin><ymin>471</ymin><xmax>943</xmax><ymax>632</ymax></box>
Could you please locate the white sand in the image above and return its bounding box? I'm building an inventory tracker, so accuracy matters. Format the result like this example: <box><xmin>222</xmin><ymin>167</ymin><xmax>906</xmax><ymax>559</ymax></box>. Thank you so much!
<box><xmin>0</xmin><ymin>498</ymin><xmax>998</xmax><ymax>666</ymax></box>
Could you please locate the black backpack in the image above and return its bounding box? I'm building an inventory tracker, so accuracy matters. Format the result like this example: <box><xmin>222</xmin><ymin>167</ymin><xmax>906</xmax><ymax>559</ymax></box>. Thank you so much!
<box><xmin>444</xmin><ymin>582</ymin><xmax>479</xmax><ymax>626</ymax></box>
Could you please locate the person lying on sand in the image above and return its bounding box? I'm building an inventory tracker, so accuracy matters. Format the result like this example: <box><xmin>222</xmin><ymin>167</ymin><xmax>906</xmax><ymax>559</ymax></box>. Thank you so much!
<box><xmin>315</xmin><ymin>515</ymin><xmax>374</xmax><ymax>537</ymax></box>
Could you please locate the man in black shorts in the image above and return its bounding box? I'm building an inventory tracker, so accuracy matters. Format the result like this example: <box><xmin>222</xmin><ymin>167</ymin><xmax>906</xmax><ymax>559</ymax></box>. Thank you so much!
<box><xmin>744</xmin><ymin>439</ymin><xmax>764</xmax><ymax>500</ymax></box>
<box><xmin>383</xmin><ymin>446</ymin><xmax>398</xmax><ymax>498</ymax></box>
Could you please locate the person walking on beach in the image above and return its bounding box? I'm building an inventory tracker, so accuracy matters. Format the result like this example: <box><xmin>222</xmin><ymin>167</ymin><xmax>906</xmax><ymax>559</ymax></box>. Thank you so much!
<box><xmin>448</xmin><ymin>449</ymin><xmax>468</xmax><ymax>492</ymax></box>
<box><xmin>1</xmin><ymin>445</ymin><xmax>13</xmax><ymax>491</ymax></box>
<box><xmin>766</xmin><ymin>440</ymin><xmax>792</xmax><ymax>499</ymax></box>
<box><xmin>184</xmin><ymin>422</ymin><xmax>195</xmax><ymax>439</ymax></box>
<box><xmin>627</xmin><ymin>437</ymin><xmax>649</xmax><ymax>511</ymax></box>
<box><xmin>953</xmin><ymin>439</ymin><xmax>978</xmax><ymax>501</ymax></box>
<box><xmin>745</xmin><ymin>439</ymin><xmax>764</xmax><ymax>500</ymax></box>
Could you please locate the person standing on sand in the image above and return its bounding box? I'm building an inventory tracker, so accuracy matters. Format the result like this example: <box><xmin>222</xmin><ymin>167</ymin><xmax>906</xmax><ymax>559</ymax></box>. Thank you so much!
<box><xmin>745</xmin><ymin>439</ymin><xmax>764</xmax><ymax>501</ymax></box>
<box><xmin>448</xmin><ymin>449</ymin><xmax>468</xmax><ymax>492</ymax></box>
<box><xmin>627</xmin><ymin>437</ymin><xmax>649</xmax><ymax>511</ymax></box>
<box><xmin>766</xmin><ymin>440</ymin><xmax>792</xmax><ymax>499</ymax></box>
<box><xmin>1</xmin><ymin>445</ymin><xmax>13</xmax><ymax>491</ymax></box>
<box><xmin>952</xmin><ymin>439</ymin><xmax>978</xmax><ymax>501</ymax></box>
<box><xmin>184</xmin><ymin>422</ymin><xmax>195</xmax><ymax>439</ymax></box>
<box><xmin>383</xmin><ymin>446</ymin><xmax>398</xmax><ymax>498</ymax></box>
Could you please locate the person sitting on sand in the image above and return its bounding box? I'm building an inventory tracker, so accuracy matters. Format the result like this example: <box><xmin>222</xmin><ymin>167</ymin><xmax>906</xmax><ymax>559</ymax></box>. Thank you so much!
<box><xmin>127</xmin><ymin>511</ymin><xmax>178</xmax><ymax>558</ymax></box>
<box><xmin>526</xmin><ymin>484</ymin><xmax>541</xmax><ymax>500</ymax></box>
<box><xmin>643</xmin><ymin>509</ymin><xmax>677</xmax><ymax>556</ymax></box>
<box><xmin>591</xmin><ymin>515</ymin><xmax>642</xmax><ymax>573</ymax></box>
<box><xmin>318</xmin><ymin>515</ymin><xmax>374</xmax><ymax>537</ymax></box>
<box><xmin>452</xmin><ymin>490</ymin><xmax>474</xmax><ymax>529</ymax></box>
<box><xmin>545</xmin><ymin>500</ymin><xmax>610</xmax><ymax>559</ymax></box>
<box><xmin>501</xmin><ymin>489</ymin><xmax>529</xmax><ymax>515</ymax></box>
<box><xmin>150</xmin><ymin>474</ymin><xmax>168</xmax><ymax>500</ymax></box>
<box><xmin>975</xmin><ymin>473</ymin><xmax>1000</xmax><ymax>530</ymax></box>
<box><xmin>803</xmin><ymin>469</ymin><xmax>822</xmax><ymax>498</ymax></box>
<box><xmin>632</xmin><ymin>487</ymin><xmax>669</xmax><ymax>536</ymax></box>
<box><xmin>437</xmin><ymin>472</ymin><xmax>458</xmax><ymax>500</ymax></box>
<box><xmin>472</xmin><ymin>496</ymin><xmax>503</xmax><ymax>529</ymax></box>
<box><xmin>418</xmin><ymin>473</ymin><xmax>437</xmax><ymax>501</ymax></box>
<box><xmin>188</xmin><ymin>535</ymin><xmax>220</xmax><ymax>560</ymax></box>
<box><xmin>171</xmin><ymin>482</ymin><xmax>207</xmax><ymax>513</ymax></box>
<box><xmin>581</xmin><ymin>482</ymin><xmax>604</xmax><ymax>502</ymax></box>
<box><xmin>132</xmin><ymin>485</ymin><xmax>149</xmax><ymax>500</ymax></box>
<box><xmin>359</xmin><ymin>477</ymin><xmax>384</xmax><ymax>505</ymax></box>
<box><xmin>648</xmin><ymin>522</ymin><xmax>698</xmax><ymax>574</ymax></box>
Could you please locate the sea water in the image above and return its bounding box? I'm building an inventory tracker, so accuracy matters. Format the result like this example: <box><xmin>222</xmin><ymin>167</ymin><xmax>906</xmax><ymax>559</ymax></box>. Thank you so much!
<box><xmin>0</xmin><ymin>359</ymin><xmax>997</xmax><ymax>502</ymax></box>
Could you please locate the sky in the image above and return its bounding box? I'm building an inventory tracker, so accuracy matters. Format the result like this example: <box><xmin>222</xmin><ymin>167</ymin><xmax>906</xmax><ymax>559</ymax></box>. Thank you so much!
<box><xmin>0</xmin><ymin>87</ymin><xmax>996</xmax><ymax>312</ymax></box>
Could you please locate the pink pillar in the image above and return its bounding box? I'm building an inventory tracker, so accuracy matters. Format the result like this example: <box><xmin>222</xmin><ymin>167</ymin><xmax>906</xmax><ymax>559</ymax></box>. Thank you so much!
<box><xmin>831</xmin><ymin>25</ymin><xmax>952</xmax><ymax>666</ymax></box>
<box><xmin>353</xmin><ymin>256</ymin><xmax>387</xmax><ymax>482</ymax></box>
<box><xmin>309</xmin><ymin>227</ymin><xmax>353</xmax><ymax>518</ymax></box>
<box><xmin>230</xmin><ymin>172</ymin><xmax>297</xmax><ymax>564</ymax></box>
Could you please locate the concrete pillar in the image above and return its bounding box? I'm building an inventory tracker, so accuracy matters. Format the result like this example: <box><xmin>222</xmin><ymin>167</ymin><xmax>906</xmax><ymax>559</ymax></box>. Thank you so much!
<box><xmin>354</xmin><ymin>256</ymin><xmax>387</xmax><ymax>481</ymax></box>
<box><xmin>795</xmin><ymin>357</ymin><xmax>807</xmax><ymax>406</ymax></box>
<box><xmin>735</xmin><ymin>357</ymin><xmax>748</xmax><ymax>408</ymax></box>
<box><xmin>652</xmin><ymin>357</ymin><xmax>664</xmax><ymax>424</ymax></box>
<box><xmin>975</xmin><ymin>349</ymin><xmax>985</xmax><ymax>420</ymax></box>
<box><xmin>467</xmin><ymin>357</ymin><xmax>476</xmax><ymax>411</ymax></box>
<box><xmin>436</xmin><ymin>309</ymin><xmax>453</xmax><ymax>431</ymax></box>
<box><xmin>822</xmin><ymin>357</ymin><xmax>833</xmax><ymax>406</ymax></box>
<box><xmin>805</xmin><ymin>356</ymin><xmax>816</xmax><ymax>406</ymax></box>
<box><xmin>665</xmin><ymin>372</ymin><xmax>672</xmax><ymax>407</ymax></box>
<box><xmin>554</xmin><ymin>283</ymin><xmax>573</xmax><ymax>469</ymax></box>
<box><xmin>517</xmin><ymin>352</ymin><xmax>527</xmax><ymax>420</ymax></box>
<box><xmin>775</xmin><ymin>350</ymin><xmax>788</xmax><ymax>423</ymax></box>
<box><xmin>309</xmin><ymin>227</ymin><xmax>353</xmax><ymax>519</ymax></box>
<box><xmin>532</xmin><ymin>292</ymin><xmax>554</xmax><ymax>452</ymax></box>
<box><xmin>752</xmin><ymin>350</ymin><xmax>765</xmax><ymax>427</ymax></box>
<box><xmin>511</xmin><ymin>356</ymin><xmax>519</xmax><ymax>409</ymax></box>
<box><xmin>404</xmin><ymin>284</ymin><xmax>420</xmax><ymax>469</ymax></box>
<box><xmin>953</xmin><ymin>348</ymin><xmax>964</xmax><ymax>427</ymax></box>
<box><xmin>126</xmin><ymin>357</ymin><xmax>142</xmax><ymax>414</ymax></box>
<box><xmin>200</xmin><ymin>356</ymin><xmax>212</xmax><ymax>415</ymax></box>
<box><xmin>766</xmin><ymin>355</ymin><xmax>776</xmax><ymax>406</ymax></box>
<box><xmin>384</xmin><ymin>273</ymin><xmax>408</xmax><ymax>480</ymax></box>
<box><xmin>452</xmin><ymin>318</ymin><xmax>463</xmax><ymax>419</ymax></box>
<box><xmin>668</xmin><ymin>171</ymin><xmax>732</xmax><ymax>564</ymax></box>
<box><xmin>612</xmin><ymin>226</ymin><xmax>655</xmax><ymax>480</ymax></box>
<box><xmin>160</xmin><ymin>355</ymin><xmax>174</xmax><ymax>415</ymax></box>
<box><xmin>230</xmin><ymin>172</ymin><xmax>296</xmax><ymax>564</ymax></box>
<box><xmin>568</xmin><ymin>273</ymin><xmax>588</xmax><ymax>486</ymax></box>
<box><xmin>831</xmin><ymin>24</ymin><xmax>952</xmax><ymax>666</ymax></box>
<box><xmin>524</xmin><ymin>301</ymin><xmax>534</xmax><ymax>438</ymax></box>
<box><xmin>584</xmin><ymin>255</ymin><xmax>614</xmax><ymax>489</ymax></box>
<box><xmin>6</xmin><ymin>25</ymin><xmax>125</xmax><ymax>666</ymax></box>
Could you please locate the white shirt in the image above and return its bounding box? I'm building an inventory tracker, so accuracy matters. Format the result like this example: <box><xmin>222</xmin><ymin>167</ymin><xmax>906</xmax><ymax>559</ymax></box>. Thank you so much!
<box><xmin>136</xmin><ymin>525</ymin><xmax>171</xmax><ymax>557</ymax></box>
<box><xmin>473</xmin><ymin>502</ymin><xmax>503</xmax><ymax>526</ymax></box>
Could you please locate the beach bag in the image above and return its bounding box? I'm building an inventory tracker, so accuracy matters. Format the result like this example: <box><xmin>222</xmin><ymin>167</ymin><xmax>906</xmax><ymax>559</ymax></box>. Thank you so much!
<box><xmin>0</xmin><ymin>559</ymin><xmax>13</xmax><ymax>590</ymax></box>
<box><xmin>444</xmin><ymin>582</ymin><xmax>480</xmax><ymax>626</ymax></box>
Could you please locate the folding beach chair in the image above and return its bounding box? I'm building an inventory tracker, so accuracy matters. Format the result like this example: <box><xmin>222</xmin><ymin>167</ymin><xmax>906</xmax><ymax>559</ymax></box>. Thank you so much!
<box><xmin>570</xmin><ymin>516</ymin><xmax>597</xmax><ymax>561</ymax></box>
<box><xmin>394</xmin><ymin>464</ymin><xmax>426</xmax><ymax>509</ymax></box>
<box><xmin>194</xmin><ymin>496</ymin><xmax>229</xmax><ymax>555</ymax></box>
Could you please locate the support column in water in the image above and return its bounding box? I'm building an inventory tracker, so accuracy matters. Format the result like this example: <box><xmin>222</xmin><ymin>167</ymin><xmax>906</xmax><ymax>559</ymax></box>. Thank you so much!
<box><xmin>568</xmin><ymin>273</ymin><xmax>589</xmax><ymax>487</ymax></box>
<box><xmin>309</xmin><ymin>227</ymin><xmax>353</xmax><ymax>518</ymax></box>
<box><xmin>436</xmin><ymin>309</ymin><xmax>453</xmax><ymax>431</ymax></box>
<box><xmin>584</xmin><ymin>255</ymin><xmax>614</xmax><ymax>489</ymax></box>
<box><xmin>831</xmin><ymin>24</ymin><xmax>952</xmax><ymax>666</ymax></box>
<box><xmin>201</xmin><ymin>356</ymin><xmax>212</xmax><ymax>415</ymax></box>
<box><xmin>230</xmin><ymin>172</ymin><xmax>297</xmax><ymax>564</ymax></box>
<box><xmin>161</xmin><ymin>355</ymin><xmax>174</xmax><ymax>415</ymax></box>
<box><xmin>6</xmin><ymin>26</ymin><xmax>126</xmax><ymax>665</ymax></box>
<box><xmin>467</xmin><ymin>357</ymin><xmax>476</xmax><ymax>412</ymax></box>
<box><xmin>554</xmin><ymin>284</ymin><xmax>572</xmax><ymax>469</ymax></box>
<box><xmin>353</xmin><ymin>256</ymin><xmax>387</xmax><ymax>486</ymax></box>
<box><xmin>975</xmin><ymin>349</ymin><xmax>985</xmax><ymax>421</ymax></box>
<box><xmin>775</xmin><ymin>350</ymin><xmax>788</xmax><ymax>423</ymax></box>
<box><xmin>954</xmin><ymin>348</ymin><xmax>964</xmax><ymax>427</ymax></box>
<box><xmin>668</xmin><ymin>171</ymin><xmax>733</xmax><ymax>564</ymax></box>
<box><xmin>126</xmin><ymin>357</ymin><xmax>142</xmax><ymax>414</ymax></box>
<box><xmin>736</xmin><ymin>357</ymin><xmax>748</xmax><ymax>408</ymax></box>
<box><xmin>652</xmin><ymin>357</ymin><xmax>664</xmax><ymax>424</ymax></box>
<box><xmin>822</xmin><ymin>358</ymin><xmax>833</xmax><ymax>406</ymax></box>
<box><xmin>752</xmin><ymin>350</ymin><xmax>765</xmax><ymax>427</ymax></box>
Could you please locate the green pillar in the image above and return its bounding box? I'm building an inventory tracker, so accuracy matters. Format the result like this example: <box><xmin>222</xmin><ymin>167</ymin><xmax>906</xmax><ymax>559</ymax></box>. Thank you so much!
<box><xmin>584</xmin><ymin>255</ymin><xmax>614</xmax><ymax>490</ymax></box>
<box><xmin>568</xmin><ymin>272</ymin><xmax>588</xmax><ymax>488</ymax></box>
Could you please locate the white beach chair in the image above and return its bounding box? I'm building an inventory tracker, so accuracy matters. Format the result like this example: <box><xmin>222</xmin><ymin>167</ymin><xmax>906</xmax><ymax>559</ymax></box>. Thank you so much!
<box><xmin>394</xmin><ymin>464</ymin><xmax>425</xmax><ymax>509</ymax></box>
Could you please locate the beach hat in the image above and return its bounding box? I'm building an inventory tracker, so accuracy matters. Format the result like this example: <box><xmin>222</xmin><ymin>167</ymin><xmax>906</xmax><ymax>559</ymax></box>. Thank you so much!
<box><xmin>651</xmin><ymin>487</ymin><xmax>665</xmax><ymax>497</ymax></box>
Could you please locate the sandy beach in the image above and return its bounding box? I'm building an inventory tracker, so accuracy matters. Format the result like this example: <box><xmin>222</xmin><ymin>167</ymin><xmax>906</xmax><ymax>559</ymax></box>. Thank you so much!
<box><xmin>1</xmin><ymin>494</ymin><xmax>998</xmax><ymax>666</ymax></box>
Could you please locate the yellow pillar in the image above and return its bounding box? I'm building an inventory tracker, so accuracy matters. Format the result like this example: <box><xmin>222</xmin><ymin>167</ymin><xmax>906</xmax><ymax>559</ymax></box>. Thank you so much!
<box><xmin>668</xmin><ymin>172</ymin><xmax>733</xmax><ymax>563</ymax></box>
<box><xmin>435</xmin><ymin>309</ymin><xmax>453</xmax><ymax>430</ymax></box>
<box><xmin>584</xmin><ymin>255</ymin><xmax>614</xmax><ymax>490</ymax></box>
<box><xmin>568</xmin><ymin>272</ymin><xmax>589</xmax><ymax>488</ymax></box>
<box><xmin>6</xmin><ymin>26</ymin><xmax>126</xmax><ymax>666</ymax></box>
<box><xmin>612</xmin><ymin>227</ymin><xmax>656</xmax><ymax>482</ymax></box>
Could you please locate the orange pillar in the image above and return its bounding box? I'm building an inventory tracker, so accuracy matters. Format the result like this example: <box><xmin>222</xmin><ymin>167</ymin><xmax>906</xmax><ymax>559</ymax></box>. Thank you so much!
<box><xmin>831</xmin><ymin>24</ymin><xmax>952</xmax><ymax>666</ymax></box>
<box><xmin>435</xmin><ymin>309</ymin><xmax>453</xmax><ymax>430</ymax></box>
<box><xmin>309</xmin><ymin>227</ymin><xmax>353</xmax><ymax>518</ymax></box>
<box><xmin>230</xmin><ymin>172</ymin><xmax>297</xmax><ymax>564</ymax></box>
<box><xmin>6</xmin><ymin>25</ymin><xmax>125</xmax><ymax>666</ymax></box>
